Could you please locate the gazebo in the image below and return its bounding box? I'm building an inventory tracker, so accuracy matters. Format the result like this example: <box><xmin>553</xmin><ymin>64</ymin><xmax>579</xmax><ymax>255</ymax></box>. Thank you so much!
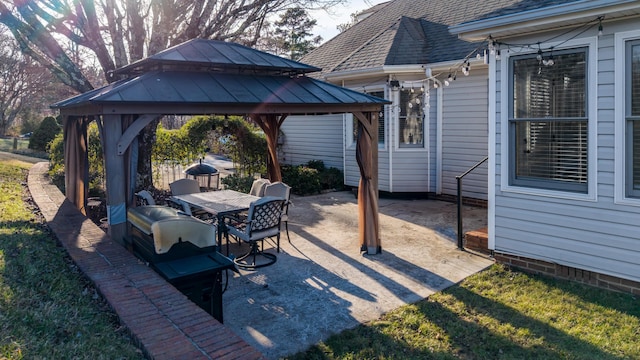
<box><xmin>52</xmin><ymin>39</ymin><xmax>388</xmax><ymax>254</ymax></box>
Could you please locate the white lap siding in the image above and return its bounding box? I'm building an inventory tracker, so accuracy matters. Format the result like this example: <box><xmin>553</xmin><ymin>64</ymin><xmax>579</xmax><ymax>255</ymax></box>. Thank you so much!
<box><xmin>492</xmin><ymin>21</ymin><xmax>640</xmax><ymax>283</ymax></box>
<box><xmin>440</xmin><ymin>72</ymin><xmax>489</xmax><ymax>200</ymax></box>
<box><xmin>279</xmin><ymin>114</ymin><xmax>344</xmax><ymax>170</ymax></box>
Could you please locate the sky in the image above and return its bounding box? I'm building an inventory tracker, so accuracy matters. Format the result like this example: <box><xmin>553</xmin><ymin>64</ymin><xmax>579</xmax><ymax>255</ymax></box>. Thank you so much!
<box><xmin>308</xmin><ymin>0</ymin><xmax>388</xmax><ymax>42</ymax></box>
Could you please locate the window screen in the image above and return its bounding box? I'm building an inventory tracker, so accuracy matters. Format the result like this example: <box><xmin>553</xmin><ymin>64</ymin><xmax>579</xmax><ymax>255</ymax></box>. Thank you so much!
<box><xmin>509</xmin><ymin>48</ymin><xmax>588</xmax><ymax>193</ymax></box>
<box><xmin>626</xmin><ymin>41</ymin><xmax>640</xmax><ymax>197</ymax></box>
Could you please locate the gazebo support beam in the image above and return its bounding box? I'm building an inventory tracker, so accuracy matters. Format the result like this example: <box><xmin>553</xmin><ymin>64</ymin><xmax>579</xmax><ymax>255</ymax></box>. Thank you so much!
<box><xmin>353</xmin><ymin>111</ymin><xmax>380</xmax><ymax>254</ymax></box>
<box><xmin>116</xmin><ymin>114</ymin><xmax>155</xmax><ymax>155</ymax></box>
<box><xmin>251</xmin><ymin>114</ymin><xmax>287</xmax><ymax>182</ymax></box>
<box><xmin>101</xmin><ymin>114</ymin><xmax>128</xmax><ymax>245</ymax></box>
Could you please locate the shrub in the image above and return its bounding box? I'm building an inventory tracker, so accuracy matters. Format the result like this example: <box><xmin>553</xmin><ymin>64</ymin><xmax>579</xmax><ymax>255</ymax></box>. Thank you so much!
<box><xmin>29</xmin><ymin>116</ymin><xmax>61</xmax><ymax>152</ymax></box>
<box><xmin>282</xmin><ymin>164</ymin><xmax>321</xmax><ymax>196</ymax></box>
<box><xmin>281</xmin><ymin>160</ymin><xmax>345</xmax><ymax>196</ymax></box>
<box><xmin>221</xmin><ymin>173</ymin><xmax>255</xmax><ymax>193</ymax></box>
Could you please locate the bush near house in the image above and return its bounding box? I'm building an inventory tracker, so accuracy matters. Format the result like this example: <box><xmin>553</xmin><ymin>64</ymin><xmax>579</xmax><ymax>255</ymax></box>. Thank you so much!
<box><xmin>282</xmin><ymin>160</ymin><xmax>344</xmax><ymax>196</ymax></box>
<box><xmin>221</xmin><ymin>160</ymin><xmax>345</xmax><ymax>196</ymax></box>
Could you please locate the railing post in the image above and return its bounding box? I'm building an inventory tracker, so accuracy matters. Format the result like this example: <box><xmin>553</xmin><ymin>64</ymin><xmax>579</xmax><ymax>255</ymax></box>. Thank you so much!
<box><xmin>455</xmin><ymin>156</ymin><xmax>488</xmax><ymax>252</ymax></box>
<box><xmin>457</xmin><ymin>176</ymin><xmax>463</xmax><ymax>250</ymax></box>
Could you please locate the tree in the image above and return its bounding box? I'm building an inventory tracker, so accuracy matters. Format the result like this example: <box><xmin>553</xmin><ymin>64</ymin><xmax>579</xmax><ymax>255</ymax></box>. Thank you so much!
<box><xmin>0</xmin><ymin>0</ymin><xmax>341</xmax><ymax>187</ymax></box>
<box><xmin>0</xmin><ymin>30</ymin><xmax>54</xmax><ymax>136</ymax></box>
<box><xmin>273</xmin><ymin>7</ymin><xmax>323</xmax><ymax>60</ymax></box>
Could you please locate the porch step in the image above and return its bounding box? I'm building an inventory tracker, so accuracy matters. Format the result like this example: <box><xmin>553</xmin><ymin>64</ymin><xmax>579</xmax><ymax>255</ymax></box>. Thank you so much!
<box><xmin>464</xmin><ymin>227</ymin><xmax>489</xmax><ymax>254</ymax></box>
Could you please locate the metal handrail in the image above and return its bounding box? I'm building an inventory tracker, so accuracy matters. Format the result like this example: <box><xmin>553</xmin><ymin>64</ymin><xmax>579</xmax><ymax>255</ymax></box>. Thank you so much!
<box><xmin>456</xmin><ymin>156</ymin><xmax>488</xmax><ymax>250</ymax></box>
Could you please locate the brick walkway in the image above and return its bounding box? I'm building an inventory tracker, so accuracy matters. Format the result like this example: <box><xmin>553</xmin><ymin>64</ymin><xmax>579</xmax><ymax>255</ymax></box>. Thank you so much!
<box><xmin>28</xmin><ymin>162</ymin><xmax>264</xmax><ymax>360</ymax></box>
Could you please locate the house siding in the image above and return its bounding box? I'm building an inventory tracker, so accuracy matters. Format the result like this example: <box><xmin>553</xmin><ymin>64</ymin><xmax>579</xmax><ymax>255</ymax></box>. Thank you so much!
<box><xmin>279</xmin><ymin>114</ymin><xmax>344</xmax><ymax>170</ymax></box>
<box><xmin>441</xmin><ymin>72</ymin><xmax>489</xmax><ymax>200</ymax></box>
<box><xmin>492</xmin><ymin>19</ymin><xmax>640</xmax><ymax>284</ymax></box>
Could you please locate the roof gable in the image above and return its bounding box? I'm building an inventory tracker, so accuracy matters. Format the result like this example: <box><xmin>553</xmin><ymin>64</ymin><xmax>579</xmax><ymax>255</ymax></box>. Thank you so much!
<box><xmin>301</xmin><ymin>0</ymin><xmax>522</xmax><ymax>78</ymax></box>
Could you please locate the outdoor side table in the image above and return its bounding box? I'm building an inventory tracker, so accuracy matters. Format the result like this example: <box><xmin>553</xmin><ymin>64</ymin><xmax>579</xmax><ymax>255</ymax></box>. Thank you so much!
<box><xmin>153</xmin><ymin>252</ymin><xmax>236</xmax><ymax>323</ymax></box>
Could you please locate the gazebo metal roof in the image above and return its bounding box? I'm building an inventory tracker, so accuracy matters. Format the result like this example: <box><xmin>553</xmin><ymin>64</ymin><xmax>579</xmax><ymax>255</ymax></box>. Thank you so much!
<box><xmin>52</xmin><ymin>70</ymin><xmax>386</xmax><ymax>115</ymax></box>
<box><xmin>110</xmin><ymin>38</ymin><xmax>321</xmax><ymax>78</ymax></box>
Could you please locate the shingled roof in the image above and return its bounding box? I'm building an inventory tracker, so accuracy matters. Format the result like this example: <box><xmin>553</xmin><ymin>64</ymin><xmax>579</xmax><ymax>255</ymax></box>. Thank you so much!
<box><xmin>301</xmin><ymin>0</ymin><xmax>525</xmax><ymax>78</ymax></box>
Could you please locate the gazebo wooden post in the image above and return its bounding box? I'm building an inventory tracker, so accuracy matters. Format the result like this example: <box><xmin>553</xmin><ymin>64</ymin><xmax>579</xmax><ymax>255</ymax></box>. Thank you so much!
<box><xmin>101</xmin><ymin>114</ymin><xmax>128</xmax><ymax>245</ymax></box>
<box><xmin>251</xmin><ymin>114</ymin><xmax>287</xmax><ymax>182</ymax></box>
<box><xmin>354</xmin><ymin>111</ymin><xmax>380</xmax><ymax>254</ymax></box>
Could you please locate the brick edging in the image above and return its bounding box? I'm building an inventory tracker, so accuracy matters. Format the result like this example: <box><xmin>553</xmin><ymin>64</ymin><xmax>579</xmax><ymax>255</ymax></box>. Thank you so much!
<box><xmin>27</xmin><ymin>162</ymin><xmax>264</xmax><ymax>360</ymax></box>
<box><xmin>494</xmin><ymin>252</ymin><xmax>640</xmax><ymax>296</ymax></box>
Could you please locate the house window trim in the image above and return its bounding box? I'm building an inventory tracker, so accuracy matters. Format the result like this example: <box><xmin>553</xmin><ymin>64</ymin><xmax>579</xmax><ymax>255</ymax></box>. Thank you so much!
<box><xmin>394</xmin><ymin>86</ymin><xmax>429</xmax><ymax>152</ymax></box>
<box><xmin>346</xmin><ymin>86</ymin><xmax>387</xmax><ymax>150</ymax></box>
<box><xmin>615</xmin><ymin>30</ymin><xmax>640</xmax><ymax>206</ymax></box>
<box><xmin>500</xmin><ymin>37</ymin><xmax>597</xmax><ymax>202</ymax></box>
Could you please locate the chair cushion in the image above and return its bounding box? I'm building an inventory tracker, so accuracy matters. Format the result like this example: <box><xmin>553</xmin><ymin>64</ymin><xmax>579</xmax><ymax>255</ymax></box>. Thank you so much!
<box><xmin>151</xmin><ymin>217</ymin><xmax>216</xmax><ymax>254</ymax></box>
<box><xmin>127</xmin><ymin>205</ymin><xmax>183</xmax><ymax>235</ymax></box>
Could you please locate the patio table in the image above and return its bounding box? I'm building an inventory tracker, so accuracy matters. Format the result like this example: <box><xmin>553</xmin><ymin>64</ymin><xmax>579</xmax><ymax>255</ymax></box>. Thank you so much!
<box><xmin>172</xmin><ymin>190</ymin><xmax>260</xmax><ymax>254</ymax></box>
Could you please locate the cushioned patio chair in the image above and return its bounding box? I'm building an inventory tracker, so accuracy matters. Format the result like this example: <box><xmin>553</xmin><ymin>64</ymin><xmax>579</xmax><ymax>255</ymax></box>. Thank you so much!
<box><xmin>263</xmin><ymin>182</ymin><xmax>292</xmax><ymax>242</ymax></box>
<box><xmin>169</xmin><ymin>178</ymin><xmax>211</xmax><ymax>220</ymax></box>
<box><xmin>224</xmin><ymin>196</ymin><xmax>285</xmax><ymax>269</ymax></box>
<box><xmin>249</xmin><ymin>178</ymin><xmax>271</xmax><ymax>197</ymax></box>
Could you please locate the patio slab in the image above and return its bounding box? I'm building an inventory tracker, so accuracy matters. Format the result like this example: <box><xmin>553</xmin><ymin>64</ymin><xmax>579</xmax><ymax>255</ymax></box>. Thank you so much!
<box><xmin>222</xmin><ymin>191</ymin><xmax>492</xmax><ymax>359</ymax></box>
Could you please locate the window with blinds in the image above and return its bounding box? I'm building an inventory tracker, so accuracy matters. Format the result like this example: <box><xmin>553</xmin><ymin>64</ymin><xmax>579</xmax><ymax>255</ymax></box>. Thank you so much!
<box><xmin>399</xmin><ymin>89</ymin><xmax>424</xmax><ymax>148</ymax></box>
<box><xmin>353</xmin><ymin>90</ymin><xmax>385</xmax><ymax>145</ymax></box>
<box><xmin>626</xmin><ymin>40</ymin><xmax>640</xmax><ymax>197</ymax></box>
<box><xmin>509</xmin><ymin>48</ymin><xmax>588</xmax><ymax>193</ymax></box>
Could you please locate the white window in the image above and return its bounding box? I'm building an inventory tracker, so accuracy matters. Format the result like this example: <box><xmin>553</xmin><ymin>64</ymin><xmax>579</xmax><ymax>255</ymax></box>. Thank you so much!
<box><xmin>626</xmin><ymin>40</ymin><xmax>640</xmax><ymax>198</ymax></box>
<box><xmin>508</xmin><ymin>48</ymin><xmax>588</xmax><ymax>193</ymax></box>
<box><xmin>398</xmin><ymin>89</ymin><xmax>424</xmax><ymax>148</ymax></box>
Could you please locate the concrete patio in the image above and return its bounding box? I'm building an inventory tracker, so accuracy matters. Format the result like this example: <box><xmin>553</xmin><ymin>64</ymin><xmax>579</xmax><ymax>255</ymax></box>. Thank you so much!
<box><xmin>27</xmin><ymin>160</ymin><xmax>492</xmax><ymax>359</ymax></box>
<box><xmin>222</xmin><ymin>191</ymin><xmax>492</xmax><ymax>359</ymax></box>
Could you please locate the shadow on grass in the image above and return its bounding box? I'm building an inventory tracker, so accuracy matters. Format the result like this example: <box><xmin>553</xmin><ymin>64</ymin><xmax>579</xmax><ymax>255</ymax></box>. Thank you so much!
<box><xmin>288</xmin><ymin>266</ymin><xmax>636</xmax><ymax>360</ymax></box>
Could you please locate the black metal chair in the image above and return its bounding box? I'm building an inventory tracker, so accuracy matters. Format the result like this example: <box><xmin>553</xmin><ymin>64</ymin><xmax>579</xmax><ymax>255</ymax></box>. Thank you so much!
<box><xmin>224</xmin><ymin>196</ymin><xmax>285</xmax><ymax>269</ymax></box>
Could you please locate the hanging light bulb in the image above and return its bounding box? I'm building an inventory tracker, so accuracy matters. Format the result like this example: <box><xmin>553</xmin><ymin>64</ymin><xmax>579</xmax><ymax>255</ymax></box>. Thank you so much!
<box><xmin>410</xmin><ymin>86</ymin><xmax>415</xmax><ymax>93</ymax></box>
<box><xmin>434</xmin><ymin>82</ymin><xmax>439</xmax><ymax>88</ymax></box>
<box><xmin>536</xmin><ymin>49</ymin><xmax>543</xmax><ymax>61</ymax></box>
<box><xmin>495</xmin><ymin>49</ymin><xmax>501</xmax><ymax>61</ymax></box>
<box><xmin>420</xmin><ymin>83</ymin><xmax>425</xmax><ymax>92</ymax></box>
<box><xmin>447</xmin><ymin>73</ymin><xmax>453</xmax><ymax>82</ymax></box>
<box><xmin>547</xmin><ymin>53</ymin><xmax>555</xmax><ymax>66</ymax></box>
<box><xmin>444</xmin><ymin>79</ymin><xmax>450</xmax><ymax>86</ymax></box>
<box><xmin>598</xmin><ymin>18</ymin><xmax>602</xmax><ymax>36</ymax></box>
<box><xmin>476</xmin><ymin>53</ymin><xmax>482</xmax><ymax>60</ymax></box>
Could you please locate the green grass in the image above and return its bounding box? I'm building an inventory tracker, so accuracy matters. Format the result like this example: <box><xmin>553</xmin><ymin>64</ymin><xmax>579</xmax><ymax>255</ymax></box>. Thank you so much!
<box><xmin>288</xmin><ymin>265</ymin><xmax>640</xmax><ymax>360</ymax></box>
<box><xmin>0</xmin><ymin>161</ymin><xmax>144</xmax><ymax>359</ymax></box>
<box><xmin>0</xmin><ymin>138</ymin><xmax>29</xmax><ymax>151</ymax></box>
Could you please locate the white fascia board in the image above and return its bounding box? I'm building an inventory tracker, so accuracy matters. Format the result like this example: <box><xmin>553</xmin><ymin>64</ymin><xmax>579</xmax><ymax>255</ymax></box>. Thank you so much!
<box><xmin>324</xmin><ymin>65</ymin><xmax>426</xmax><ymax>82</ymax></box>
<box><xmin>450</xmin><ymin>0</ymin><xmax>640</xmax><ymax>41</ymax></box>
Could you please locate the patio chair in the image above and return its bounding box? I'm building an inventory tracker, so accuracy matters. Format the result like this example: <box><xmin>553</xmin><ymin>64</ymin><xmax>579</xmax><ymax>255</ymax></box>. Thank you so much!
<box><xmin>263</xmin><ymin>182</ymin><xmax>292</xmax><ymax>242</ymax></box>
<box><xmin>135</xmin><ymin>190</ymin><xmax>156</xmax><ymax>206</ymax></box>
<box><xmin>249</xmin><ymin>178</ymin><xmax>271</xmax><ymax>197</ymax></box>
<box><xmin>224</xmin><ymin>196</ymin><xmax>285</xmax><ymax>269</ymax></box>
<box><xmin>169</xmin><ymin>178</ymin><xmax>211</xmax><ymax>220</ymax></box>
<box><xmin>170</xmin><ymin>178</ymin><xmax>201</xmax><ymax>195</ymax></box>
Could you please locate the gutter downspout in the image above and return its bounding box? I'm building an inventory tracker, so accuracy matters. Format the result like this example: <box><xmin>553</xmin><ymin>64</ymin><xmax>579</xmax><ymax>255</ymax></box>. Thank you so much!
<box><xmin>435</xmin><ymin>79</ymin><xmax>443</xmax><ymax>195</ymax></box>
<box><xmin>342</xmin><ymin>80</ymin><xmax>347</xmax><ymax>186</ymax></box>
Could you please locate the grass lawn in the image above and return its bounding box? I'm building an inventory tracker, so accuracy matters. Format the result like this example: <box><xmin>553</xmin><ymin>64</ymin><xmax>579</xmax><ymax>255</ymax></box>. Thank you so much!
<box><xmin>0</xmin><ymin>160</ymin><xmax>144</xmax><ymax>359</ymax></box>
<box><xmin>0</xmin><ymin>138</ymin><xmax>29</xmax><ymax>151</ymax></box>
<box><xmin>289</xmin><ymin>264</ymin><xmax>639</xmax><ymax>359</ymax></box>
